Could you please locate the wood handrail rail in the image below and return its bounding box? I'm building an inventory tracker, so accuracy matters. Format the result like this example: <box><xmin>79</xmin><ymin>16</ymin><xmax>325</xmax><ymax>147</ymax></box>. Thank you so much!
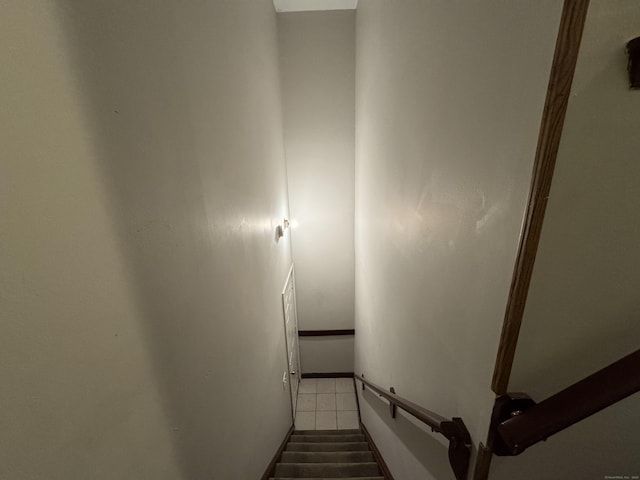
<box><xmin>355</xmin><ymin>374</ymin><xmax>448</xmax><ymax>432</ymax></box>
<box><xmin>492</xmin><ymin>348</ymin><xmax>640</xmax><ymax>456</ymax></box>
<box><xmin>355</xmin><ymin>374</ymin><xmax>471</xmax><ymax>480</ymax></box>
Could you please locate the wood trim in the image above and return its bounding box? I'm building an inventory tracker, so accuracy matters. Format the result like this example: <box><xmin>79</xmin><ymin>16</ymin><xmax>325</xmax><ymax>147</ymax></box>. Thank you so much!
<box><xmin>491</xmin><ymin>0</ymin><xmax>590</xmax><ymax>395</ymax></box>
<box><xmin>298</xmin><ymin>329</ymin><xmax>355</xmax><ymax>336</ymax></box>
<box><xmin>360</xmin><ymin>421</ymin><xmax>396</xmax><ymax>480</ymax></box>
<box><xmin>472</xmin><ymin>443</ymin><xmax>493</xmax><ymax>480</ymax></box>
<box><xmin>260</xmin><ymin>424</ymin><xmax>294</xmax><ymax>480</ymax></box>
<box><xmin>301</xmin><ymin>371</ymin><xmax>354</xmax><ymax>378</ymax></box>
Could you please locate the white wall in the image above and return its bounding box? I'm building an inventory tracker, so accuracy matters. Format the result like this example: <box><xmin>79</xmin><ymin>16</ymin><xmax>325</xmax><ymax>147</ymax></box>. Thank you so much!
<box><xmin>491</xmin><ymin>1</ymin><xmax>640</xmax><ymax>478</ymax></box>
<box><xmin>0</xmin><ymin>1</ymin><xmax>293</xmax><ymax>479</ymax></box>
<box><xmin>297</xmin><ymin>336</ymin><xmax>355</xmax><ymax>373</ymax></box>
<box><xmin>278</xmin><ymin>11</ymin><xmax>356</xmax><ymax>373</ymax></box>
<box><xmin>353</xmin><ymin>1</ymin><xmax>563</xmax><ymax>478</ymax></box>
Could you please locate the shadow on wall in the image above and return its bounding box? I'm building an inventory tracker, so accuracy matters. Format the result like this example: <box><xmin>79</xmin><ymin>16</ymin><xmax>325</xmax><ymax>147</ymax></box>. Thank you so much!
<box><xmin>362</xmin><ymin>388</ymin><xmax>455</xmax><ymax>480</ymax></box>
<box><xmin>53</xmin><ymin>1</ymin><xmax>290</xmax><ymax>478</ymax></box>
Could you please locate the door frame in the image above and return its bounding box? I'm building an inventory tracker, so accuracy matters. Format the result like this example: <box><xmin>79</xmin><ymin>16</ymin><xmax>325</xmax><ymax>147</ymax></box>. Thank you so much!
<box><xmin>282</xmin><ymin>264</ymin><xmax>301</xmax><ymax>419</ymax></box>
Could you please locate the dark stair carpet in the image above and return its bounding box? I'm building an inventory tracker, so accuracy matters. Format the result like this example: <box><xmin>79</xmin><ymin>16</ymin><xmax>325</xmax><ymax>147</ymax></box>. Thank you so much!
<box><xmin>270</xmin><ymin>428</ymin><xmax>385</xmax><ymax>480</ymax></box>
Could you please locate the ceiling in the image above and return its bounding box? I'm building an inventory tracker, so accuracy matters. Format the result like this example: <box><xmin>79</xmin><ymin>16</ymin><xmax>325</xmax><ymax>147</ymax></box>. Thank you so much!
<box><xmin>273</xmin><ymin>0</ymin><xmax>358</xmax><ymax>12</ymax></box>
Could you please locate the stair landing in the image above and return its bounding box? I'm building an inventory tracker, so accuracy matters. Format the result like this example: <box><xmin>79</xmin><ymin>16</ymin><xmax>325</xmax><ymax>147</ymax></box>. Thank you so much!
<box><xmin>295</xmin><ymin>378</ymin><xmax>359</xmax><ymax>431</ymax></box>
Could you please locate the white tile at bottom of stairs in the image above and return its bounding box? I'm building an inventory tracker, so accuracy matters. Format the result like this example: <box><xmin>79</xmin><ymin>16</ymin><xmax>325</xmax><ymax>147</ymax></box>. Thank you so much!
<box><xmin>298</xmin><ymin>378</ymin><xmax>317</xmax><ymax>394</ymax></box>
<box><xmin>316</xmin><ymin>393</ymin><xmax>337</xmax><ymax>411</ymax></box>
<box><xmin>295</xmin><ymin>411</ymin><xmax>315</xmax><ymax>430</ymax></box>
<box><xmin>335</xmin><ymin>378</ymin><xmax>355</xmax><ymax>393</ymax></box>
<box><xmin>337</xmin><ymin>411</ymin><xmax>359</xmax><ymax>429</ymax></box>
<box><xmin>336</xmin><ymin>392</ymin><xmax>357</xmax><ymax>411</ymax></box>
<box><xmin>296</xmin><ymin>394</ymin><xmax>316</xmax><ymax>412</ymax></box>
<box><xmin>316</xmin><ymin>378</ymin><xmax>336</xmax><ymax>393</ymax></box>
<box><xmin>315</xmin><ymin>411</ymin><xmax>337</xmax><ymax>430</ymax></box>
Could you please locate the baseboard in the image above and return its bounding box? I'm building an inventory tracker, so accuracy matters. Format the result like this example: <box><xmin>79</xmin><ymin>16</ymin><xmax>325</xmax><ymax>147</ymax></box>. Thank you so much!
<box><xmin>360</xmin><ymin>421</ymin><xmax>395</xmax><ymax>480</ymax></box>
<box><xmin>260</xmin><ymin>423</ymin><xmax>294</xmax><ymax>480</ymax></box>
<box><xmin>301</xmin><ymin>372</ymin><xmax>354</xmax><ymax>379</ymax></box>
<box><xmin>298</xmin><ymin>329</ymin><xmax>355</xmax><ymax>336</ymax></box>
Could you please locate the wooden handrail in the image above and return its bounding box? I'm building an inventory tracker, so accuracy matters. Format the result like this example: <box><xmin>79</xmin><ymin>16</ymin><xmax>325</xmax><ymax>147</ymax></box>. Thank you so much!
<box><xmin>356</xmin><ymin>374</ymin><xmax>448</xmax><ymax>431</ymax></box>
<box><xmin>355</xmin><ymin>374</ymin><xmax>472</xmax><ymax>480</ymax></box>
<box><xmin>492</xmin><ymin>348</ymin><xmax>640</xmax><ymax>456</ymax></box>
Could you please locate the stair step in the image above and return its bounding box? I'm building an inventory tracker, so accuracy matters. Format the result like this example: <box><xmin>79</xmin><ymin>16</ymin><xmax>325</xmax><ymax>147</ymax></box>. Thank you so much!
<box><xmin>294</xmin><ymin>429</ymin><xmax>362</xmax><ymax>435</ymax></box>
<box><xmin>274</xmin><ymin>462</ymin><xmax>381</xmax><ymax>477</ymax></box>
<box><xmin>286</xmin><ymin>442</ymin><xmax>370</xmax><ymax>452</ymax></box>
<box><xmin>270</xmin><ymin>477</ymin><xmax>385</xmax><ymax>480</ymax></box>
<box><xmin>289</xmin><ymin>434</ymin><xmax>365</xmax><ymax>443</ymax></box>
<box><xmin>281</xmin><ymin>451</ymin><xmax>375</xmax><ymax>463</ymax></box>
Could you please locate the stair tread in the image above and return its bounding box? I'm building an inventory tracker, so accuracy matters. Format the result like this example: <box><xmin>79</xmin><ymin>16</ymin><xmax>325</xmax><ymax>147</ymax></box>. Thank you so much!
<box><xmin>274</xmin><ymin>462</ymin><xmax>381</xmax><ymax>477</ymax></box>
<box><xmin>270</xmin><ymin>478</ymin><xmax>385</xmax><ymax>480</ymax></box>
<box><xmin>281</xmin><ymin>451</ymin><xmax>374</xmax><ymax>463</ymax></box>
<box><xmin>276</xmin><ymin>462</ymin><xmax>380</xmax><ymax>465</ymax></box>
<box><xmin>290</xmin><ymin>434</ymin><xmax>365</xmax><ymax>443</ymax></box>
<box><xmin>286</xmin><ymin>442</ymin><xmax>370</xmax><ymax>452</ymax></box>
<box><xmin>275</xmin><ymin>426</ymin><xmax>383</xmax><ymax>479</ymax></box>
<box><xmin>294</xmin><ymin>429</ymin><xmax>361</xmax><ymax>435</ymax></box>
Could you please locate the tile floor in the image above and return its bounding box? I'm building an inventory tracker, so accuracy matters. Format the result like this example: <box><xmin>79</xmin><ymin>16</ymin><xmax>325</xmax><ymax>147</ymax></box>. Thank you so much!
<box><xmin>294</xmin><ymin>377</ymin><xmax>360</xmax><ymax>431</ymax></box>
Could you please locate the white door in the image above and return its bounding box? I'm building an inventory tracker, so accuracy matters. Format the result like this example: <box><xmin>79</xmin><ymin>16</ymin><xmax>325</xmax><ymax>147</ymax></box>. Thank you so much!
<box><xmin>282</xmin><ymin>265</ymin><xmax>301</xmax><ymax>416</ymax></box>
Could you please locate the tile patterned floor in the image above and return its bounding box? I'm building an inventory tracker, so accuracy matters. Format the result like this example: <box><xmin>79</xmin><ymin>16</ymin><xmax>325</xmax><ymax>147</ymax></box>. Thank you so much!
<box><xmin>294</xmin><ymin>377</ymin><xmax>360</xmax><ymax>430</ymax></box>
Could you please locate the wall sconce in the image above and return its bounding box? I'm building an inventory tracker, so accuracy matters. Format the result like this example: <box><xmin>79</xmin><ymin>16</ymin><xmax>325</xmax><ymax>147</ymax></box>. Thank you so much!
<box><xmin>626</xmin><ymin>36</ymin><xmax>640</xmax><ymax>89</ymax></box>
<box><xmin>275</xmin><ymin>225</ymin><xmax>284</xmax><ymax>241</ymax></box>
<box><xmin>275</xmin><ymin>218</ymin><xmax>291</xmax><ymax>242</ymax></box>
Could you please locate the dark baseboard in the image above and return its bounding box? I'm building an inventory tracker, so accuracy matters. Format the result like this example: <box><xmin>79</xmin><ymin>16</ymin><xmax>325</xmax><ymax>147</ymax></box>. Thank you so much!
<box><xmin>360</xmin><ymin>421</ymin><xmax>395</xmax><ymax>480</ymax></box>
<box><xmin>301</xmin><ymin>372</ymin><xmax>354</xmax><ymax>379</ymax></box>
<box><xmin>298</xmin><ymin>329</ymin><xmax>355</xmax><ymax>336</ymax></box>
<box><xmin>260</xmin><ymin>423</ymin><xmax>294</xmax><ymax>480</ymax></box>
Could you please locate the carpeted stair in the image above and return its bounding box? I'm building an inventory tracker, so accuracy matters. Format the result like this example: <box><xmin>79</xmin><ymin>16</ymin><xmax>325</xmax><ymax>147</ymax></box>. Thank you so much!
<box><xmin>270</xmin><ymin>428</ymin><xmax>385</xmax><ymax>479</ymax></box>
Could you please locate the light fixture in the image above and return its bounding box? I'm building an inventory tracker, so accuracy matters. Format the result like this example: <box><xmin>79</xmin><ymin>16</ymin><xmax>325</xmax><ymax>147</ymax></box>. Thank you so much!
<box><xmin>275</xmin><ymin>225</ymin><xmax>284</xmax><ymax>241</ymax></box>
<box><xmin>276</xmin><ymin>218</ymin><xmax>290</xmax><ymax>242</ymax></box>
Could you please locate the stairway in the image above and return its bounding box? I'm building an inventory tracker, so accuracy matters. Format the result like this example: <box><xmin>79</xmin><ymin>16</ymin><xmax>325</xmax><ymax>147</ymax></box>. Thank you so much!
<box><xmin>270</xmin><ymin>428</ymin><xmax>385</xmax><ymax>479</ymax></box>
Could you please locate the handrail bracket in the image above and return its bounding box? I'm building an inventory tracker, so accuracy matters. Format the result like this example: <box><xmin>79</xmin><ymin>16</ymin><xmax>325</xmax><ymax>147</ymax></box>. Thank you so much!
<box><xmin>441</xmin><ymin>417</ymin><xmax>473</xmax><ymax>480</ymax></box>
<box><xmin>490</xmin><ymin>393</ymin><xmax>537</xmax><ymax>456</ymax></box>
<box><xmin>389</xmin><ymin>387</ymin><xmax>397</xmax><ymax>418</ymax></box>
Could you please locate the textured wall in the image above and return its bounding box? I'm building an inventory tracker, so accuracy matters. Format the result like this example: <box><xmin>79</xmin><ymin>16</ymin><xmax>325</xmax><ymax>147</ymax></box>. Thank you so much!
<box><xmin>278</xmin><ymin>11</ymin><xmax>356</xmax><ymax>373</ymax></box>
<box><xmin>492</xmin><ymin>1</ymin><xmax>640</xmax><ymax>478</ymax></box>
<box><xmin>353</xmin><ymin>1</ymin><xmax>563</xmax><ymax>478</ymax></box>
<box><xmin>0</xmin><ymin>1</ymin><xmax>293</xmax><ymax>478</ymax></box>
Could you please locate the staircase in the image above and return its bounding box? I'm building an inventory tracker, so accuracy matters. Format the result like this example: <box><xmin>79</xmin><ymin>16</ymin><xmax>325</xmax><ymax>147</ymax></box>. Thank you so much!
<box><xmin>270</xmin><ymin>428</ymin><xmax>385</xmax><ymax>479</ymax></box>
